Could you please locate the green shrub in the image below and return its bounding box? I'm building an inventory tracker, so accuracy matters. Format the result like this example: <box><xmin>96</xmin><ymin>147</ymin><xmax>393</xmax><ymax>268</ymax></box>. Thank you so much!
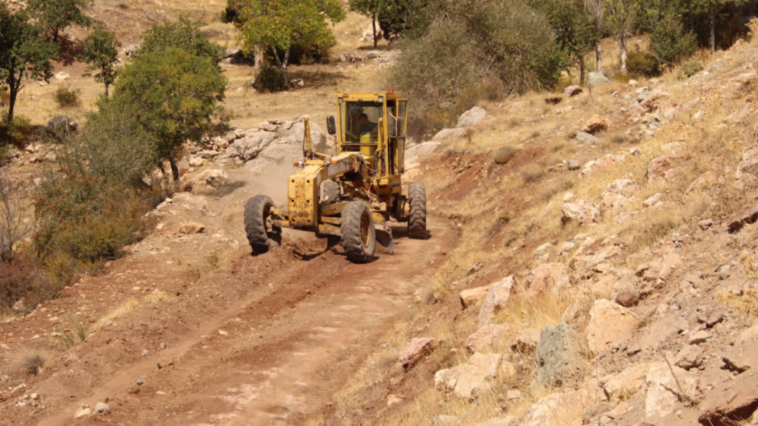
<box><xmin>627</xmin><ymin>48</ymin><xmax>660</xmax><ymax>77</ymax></box>
<box><xmin>32</xmin><ymin>99</ymin><xmax>160</xmax><ymax>288</ymax></box>
<box><xmin>388</xmin><ymin>0</ymin><xmax>564</xmax><ymax>136</ymax></box>
<box><xmin>54</xmin><ymin>85</ymin><xmax>81</xmax><ymax>108</ymax></box>
<box><xmin>0</xmin><ymin>116</ymin><xmax>34</xmax><ymax>146</ymax></box>
<box><xmin>650</xmin><ymin>12</ymin><xmax>696</xmax><ymax>65</ymax></box>
<box><xmin>0</xmin><ymin>255</ymin><xmax>58</xmax><ymax>312</ymax></box>
<box><xmin>677</xmin><ymin>60</ymin><xmax>704</xmax><ymax>79</ymax></box>
<box><xmin>253</xmin><ymin>65</ymin><xmax>287</xmax><ymax>92</ymax></box>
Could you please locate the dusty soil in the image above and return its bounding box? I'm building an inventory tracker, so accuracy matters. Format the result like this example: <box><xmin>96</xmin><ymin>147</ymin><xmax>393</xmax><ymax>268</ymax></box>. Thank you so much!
<box><xmin>0</xmin><ymin>163</ymin><xmax>454</xmax><ymax>425</ymax></box>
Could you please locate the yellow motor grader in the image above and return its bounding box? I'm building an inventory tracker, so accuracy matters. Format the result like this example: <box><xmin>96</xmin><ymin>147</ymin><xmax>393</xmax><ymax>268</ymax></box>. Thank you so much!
<box><xmin>243</xmin><ymin>90</ymin><xmax>427</xmax><ymax>262</ymax></box>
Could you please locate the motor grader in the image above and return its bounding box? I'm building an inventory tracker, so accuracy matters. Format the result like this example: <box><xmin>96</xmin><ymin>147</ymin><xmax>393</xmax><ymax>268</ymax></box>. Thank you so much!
<box><xmin>243</xmin><ymin>90</ymin><xmax>427</xmax><ymax>263</ymax></box>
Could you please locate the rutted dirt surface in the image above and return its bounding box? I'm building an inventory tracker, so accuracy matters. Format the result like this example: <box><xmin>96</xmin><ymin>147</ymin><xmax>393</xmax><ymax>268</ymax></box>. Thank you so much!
<box><xmin>0</xmin><ymin>165</ymin><xmax>454</xmax><ymax>426</ymax></box>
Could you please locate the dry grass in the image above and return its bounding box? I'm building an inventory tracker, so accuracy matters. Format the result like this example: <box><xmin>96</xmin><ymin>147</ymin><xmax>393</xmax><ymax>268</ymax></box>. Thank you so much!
<box><xmin>14</xmin><ymin>351</ymin><xmax>47</xmax><ymax>376</ymax></box>
<box><xmin>92</xmin><ymin>297</ymin><xmax>139</xmax><ymax>331</ymax></box>
<box><xmin>495</xmin><ymin>288</ymin><xmax>574</xmax><ymax>331</ymax></box>
<box><xmin>719</xmin><ymin>290</ymin><xmax>758</xmax><ymax>318</ymax></box>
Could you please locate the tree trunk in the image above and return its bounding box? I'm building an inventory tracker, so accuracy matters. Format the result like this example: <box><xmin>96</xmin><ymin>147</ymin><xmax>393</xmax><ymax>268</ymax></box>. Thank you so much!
<box><xmin>579</xmin><ymin>57</ymin><xmax>586</xmax><ymax>85</ymax></box>
<box><xmin>169</xmin><ymin>157</ymin><xmax>179</xmax><ymax>184</ymax></box>
<box><xmin>7</xmin><ymin>86</ymin><xmax>17</xmax><ymax>124</ymax></box>
<box><xmin>105</xmin><ymin>83</ymin><xmax>110</xmax><ymax>98</ymax></box>
<box><xmin>254</xmin><ymin>45</ymin><xmax>263</xmax><ymax>69</ymax></box>
<box><xmin>595</xmin><ymin>42</ymin><xmax>602</xmax><ymax>72</ymax></box>
<box><xmin>372</xmin><ymin>13</ymin><xmax>378</xmax><ymax>48</ymax></box>
<box><xmin>282</xmin><ymin>48</ymin><xmax>290</xmax><ymax>85</ymax></box>
<box><xmin>53</xmin><ymin>28</ymin><xmax>59</xmax><ymax>43</ymax></box>
<box><xmin>709</xmin><ymin>3</ymin><xmax>716</xmax><ymax>53</ymax></box>
<box><xmin>619</xmin><ymin>34</ymin><xmax>628</xmax><ymax>75</ymax></box>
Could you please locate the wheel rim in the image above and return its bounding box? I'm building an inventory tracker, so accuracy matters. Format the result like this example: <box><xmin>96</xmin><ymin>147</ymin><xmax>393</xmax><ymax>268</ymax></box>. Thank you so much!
<box><xmin>360</xmin><ymin>212</ymin><xmax>370</xmax><ymax>248</ymax></box>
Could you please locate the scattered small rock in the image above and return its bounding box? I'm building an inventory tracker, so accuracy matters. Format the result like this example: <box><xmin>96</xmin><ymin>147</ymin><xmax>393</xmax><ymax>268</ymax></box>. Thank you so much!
<box><xmin>493</xmin><ymin>146</ymin><xmax>518</xmax><ymax>165</ymax></box>
<box><xmin>178</xmin><ymin>222</ymin><xmax>205</xmax><ymax>235</ymax></box>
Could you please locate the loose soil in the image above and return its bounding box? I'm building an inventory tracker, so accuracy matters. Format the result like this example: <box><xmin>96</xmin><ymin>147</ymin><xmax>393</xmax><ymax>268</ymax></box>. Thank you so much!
<box><xmin>0</xmin><ymin>164</ymin><xmax>454</xmax><ymax>425</ymax></box>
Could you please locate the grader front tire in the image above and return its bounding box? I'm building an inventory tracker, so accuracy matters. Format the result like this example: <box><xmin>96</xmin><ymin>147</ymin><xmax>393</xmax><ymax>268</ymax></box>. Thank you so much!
<box><xmin>408</xmin><ymin>182</ymin><xmax>427</xmax><ymax>239</ymax></box>
<box><xmin>341</xmin><ymin>201</ymin><xmax>376</xmax><ymax>263</ymax></box>
<box><xmin>244</xmin><ymin>195</ymin><xmax>281</xmax><ymax>255</ymax></box>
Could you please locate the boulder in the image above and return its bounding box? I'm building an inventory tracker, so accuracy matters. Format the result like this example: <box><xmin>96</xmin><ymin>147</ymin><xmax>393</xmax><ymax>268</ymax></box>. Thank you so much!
<box><xmin>406</xmin><ymin>142</ymin><xmax>440</xmax><ymax>160</ymax></box>
<box><xmin>567</xmin><ymin>160</ymin><xmax>581</xmax><ymax>171</ymax></box>
<box><xmin>460</xmin><ymin>285</ymin><xmax>491</xmax><ymax>309</ymax></box>
<box><xmin>675</xmin><ymin>345</ymin><xmax>704</xmax><ymax>370</ymax></box>
<box><xmin>478</xmin><ymin>276</ymin><xmax>514</xmax><ymax>328</ymax></box>
<box><xmin>727</xmin><ymin>200</ymin><xmax>758</xmax><ymax>232</ymax></box>
<box><xmin>526</xmin><ymin>263</ymin><xmax>567</xmax><ymax>298</ymax></box>
<box><xmin>433</xmin><ymin>128</ymin><xmax>467</xmax><ymax>141</ymax></box>
<box><xmin>736</xmin><ymin>147</ymin><xmax>758</xmax><ymax>182</ymax></box>
<box><xmin>466</xmin><ymin>324</ymin><xmax>513</xmax><ymax>353</ymax></box>
<box><xmin>457</xmin><ymin>106</ymin><xmax>487</xmax><ymax>128</ymax></box>
<box><xmin>603</xmin><ymin>363</ymin><xmax>652</xmax><ymax>402</ymax></box>
<box><xmin>54</xmin><ymin>71</ymin><xmax>70</xmax><ymax>80</ymax></box>
<box><xmin>535</xmin><ymin>323</ymin><xmax>587</xmax><ymax>388</ymax></box>
<box><xmin>178</xmin><ymin>222</ymin><xmax>205</xmax><ymax>234</ymax></box>
<box><xmin>398</xmin><ymin>337</ymin><xmax>438</xmax><ymax>369</ymax></box>
<box><xmin>564</xmin><ymin>85</ymin><xmax>583</xmax><ymax>97</ymax></box>
<box><xmin>698</xmin><ymin>370</ymin><xmax>758</xmax><ymax>425</ymax></box>
<box><xmin>521</xmin><ymin>390</ymin><xmax>589</xmax><ymax>426</ymax></box>
<box><xmin>580</xmin><ymin>115</ymin><xmax>611</xmax><ymax>134</ymax></box>
<box><xmin>575</xmin><ymin>131</ymin><xmax>600</xmax><ymax>143</ymax></box>
<box><xmin>493</xmin><ymin>146</ymin><xmax>518</xmax><ymax>165</ymax></box>
<box><xmin>95</xmin><ymin>402</ymin><xmax>110</xmax><ymax>414</ymax></box>
<box><xmin>511</xmin><ymin>328</ymin><xmax>541</xmax><ymax>353</ymax></box>
<box><xmin>647</xmin><ymin>156</ymin><xmax>678</xmax><ymax>182</ymax></box>
<box><xmin>561</xmin><ymin>200</ymin><xmax>600</xmax><ymax>225</ymax></box>
<box><xmin>74</xmin><ymin>407</ymin><xmax>92</xmax><ymax>419</ymax></box>
<box><xmin>228</xmin><ymin>131</ymin><xmax>277</xmax><ymax>161</ymax></box>
<box><xmin>435</xmin><ymin>353</ymin><xmax>503</xmax><ymax>400</ymax></box>
<box><xmin>587</xmin><ymin>72</ymin><xmax>610</xmax><ymax>88</ymax></box>
<box><xmin>47</xmin><ymin>115</ymin><xmax>78</xmax><ymax>140</ymax></box>
<box><xmin>645</xmin><ymin>362</ymin><xmax>699</xmax><ymax>418</ymax></box>
<box><xmin>587</xmin><ymin>300</ymin><xmax>641</xmax><ymax>354</ymax></box>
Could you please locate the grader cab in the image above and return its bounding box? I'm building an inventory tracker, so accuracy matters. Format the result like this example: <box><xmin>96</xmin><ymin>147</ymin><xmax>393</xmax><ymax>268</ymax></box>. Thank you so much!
<box><xmin>243</xmin><ymin>90</ymin><xmax>427</xmax><ymax>263</ymax></box>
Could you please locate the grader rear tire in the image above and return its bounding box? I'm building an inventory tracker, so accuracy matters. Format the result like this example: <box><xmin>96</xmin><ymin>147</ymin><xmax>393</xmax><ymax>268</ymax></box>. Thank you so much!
<box><xmin>244</xmin><ymin>195</ymin><xmax>281</xmax><ymax>255</ymax></box>
<box><xmin>408</xmin><ymin>182</ymin><xmax>427</xmax><ymax>239</ymax></box>
<box><xmin>341</xmin><ymin>201</ymin><xmax>376</xmax><ymax>263</ymax></box>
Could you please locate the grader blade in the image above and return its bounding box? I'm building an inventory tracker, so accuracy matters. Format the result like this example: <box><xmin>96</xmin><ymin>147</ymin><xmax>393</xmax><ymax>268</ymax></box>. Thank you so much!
<box><xmin>375</xmin><ymin>224</ymin><xmax>394</xmax><ymax>254</ymax></box>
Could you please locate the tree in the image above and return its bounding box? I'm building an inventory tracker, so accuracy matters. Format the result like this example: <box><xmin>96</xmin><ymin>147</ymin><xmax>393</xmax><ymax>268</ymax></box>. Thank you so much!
<box><xmin>0</xmin><ymin>172</ymin><xmax>31</xmax><ymax>262</ymax></box>
<box><xmin>534</xmin><ymin>0</ymin><xmax>599</xmax><ymax>84</ymax></box>
<box><xmin>83</xmin><ymin>27</ymin><xmax>120</xmax><ymax>97</ymax></box>
<box><xmin>583</xmin><ymin>0</ymin><xmax>605</xmax><ymax>72</ymax></box>
<box><xmin>113</xmin><ymin>47</ymin><xmax>227</xmax><ymax>182</ymax></box>
<box><xmin>0</xmin><ymin>6</ymin><xmax>59</xmax><ymax>123</ymax></box>
<box><xmin>604</xmin><ymin>0</ymin><xmax>641</xmax><ymax>75</ymax></box>
<box><xmin>650</xmin><ymin>11</ymin><xmax>696</xmax><ymax>64</ymax></box>
<box><xmin>236</xmin><ymin>0</ymin><xmax>345</xmax><ymax>84</ymax></box>
<box><xmin>28</xmin><ymin>0</ymin><xmax>92</xmax><ymax>43</ymax></box>
<box><xmin>349</xmin><ymin>0</ymin><xmax>381</xmax><ymax>48</ymax></box>
<box><xmin>138</xmin><ymin>17</ymin><xmax>225</xmax><ymax>65</ymax></box>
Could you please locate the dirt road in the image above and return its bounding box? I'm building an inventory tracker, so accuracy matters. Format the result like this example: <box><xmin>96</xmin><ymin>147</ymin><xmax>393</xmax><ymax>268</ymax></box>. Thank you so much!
<box><xmin>0</xmin><ymin>165</ymin><xmax>452</xmax><ymax>426</ymax></box>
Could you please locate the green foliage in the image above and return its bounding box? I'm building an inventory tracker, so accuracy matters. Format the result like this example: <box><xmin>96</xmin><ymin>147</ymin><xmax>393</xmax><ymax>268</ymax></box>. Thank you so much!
<box><xmin>138</xmin><ymin>17</ymin><xmax>225</xmax><ymax>65</ymax></box>
<box><xmin>377</xmin><ymin>0</ymin><xmax>409</xmax><ymax>40</ymax></box>
<box><xmin>114</xmin><ymin>46</ymin><xmax>227</xmax><ymax>162</ymax></box>
<box><xmin>236</xmin><ymin>0</ymin><xmax>345</xmax><ymax>81</ymax></box>
<box><xmin>626</xmin><ymin>47</ymin><xmax>660</xmax><ymax>77</ymax></box>
<box><xmin>650</xmin><ymin>11</ymin><xmax>696</xmax><ymax>64</ymax></box>
<box><xmin>532</xmin><ymin>0</ymin><xmax>599</xmax><ymax>81</ymax></box>
<box><xmin>54</xmin><ymin>85</ymin><xmax>80</xmax><ymax>108</ymax></box>
<box><xmin>32</xmin><ymin>101</ymin><xmax>159</xmax><ymax>278</ymax></box>
<box><xmin>0</xmin><ymin>5</ymin><xmax>59</xmax><ymax>123</ymax></box>
<box><xmin>28</xmin><ymin>0</ymin><xmax>92</xmax><ymax>42</ymax></box>
<box><xmin>677</xmin><ymin>60</ymin><xmax>704</xmax><ymax>79</ymax></box>
<box><xmin>253</xmin><ymin>65</ymin><xmax>287</xmax><ymax>92</ymax></box>
<box><xmin>389</xmin><ymin>0</ymin><xmax>564</xmax><ymax>135</ymax></box>
<box><xmin>348</xmin><ymin>0</ymin><xmax>381</xmax><ymax>45</ymax></box>
<box><xmin>83</xmin><ymin>27</ymin><xmax>121</xmax><ymax>97</ymax></box>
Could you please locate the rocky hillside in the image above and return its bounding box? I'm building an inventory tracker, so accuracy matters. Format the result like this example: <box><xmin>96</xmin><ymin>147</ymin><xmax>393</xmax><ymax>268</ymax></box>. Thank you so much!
<box><xmin>319</xmin><ymin>26</ymin><xmax>758</xmax><ymax>426</ymax></box>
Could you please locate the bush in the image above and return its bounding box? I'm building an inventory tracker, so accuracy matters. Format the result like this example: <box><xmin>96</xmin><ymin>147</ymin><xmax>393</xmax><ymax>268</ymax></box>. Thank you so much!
<box><xmin>627</xmin><ymin>48</ymin><xmax>660</xmax><ymax>77</ymax></box>
<box><xmin>650</xmin><ymin>12</ymin><xmax>696</xmax><ymax>65</ymax></box>
<box><xmin>32</xmin><ymin>99</ymin><xmax>160</xmax><ymax>289</ymax></box>
<box><xmin>677</xmin><ymin>60</ymin><xmax>704</xmax><ymax>79</ymax></box>
<box><xmin>253</xmin><ymin>65</ymin><xmax>287</xmax><ymax>92</ymax></box>
<box><xmin>54</xmin><ymin>85</ymin><xmax>81</xmax><ymax>108</ymax></box>
<box><xmin>0</xmin><ymin>255</ymin><xmax>57</xmax><ymax>313</ymax></box>
<box><xmin>388</xmin><ymin>0</ymin><xmax>564</xmax><ymax>136</ymax></box>
<box><xmin>0</xmin><ymin>116</ymin><xmax>35</xmax><ymax>146</ymax></box>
